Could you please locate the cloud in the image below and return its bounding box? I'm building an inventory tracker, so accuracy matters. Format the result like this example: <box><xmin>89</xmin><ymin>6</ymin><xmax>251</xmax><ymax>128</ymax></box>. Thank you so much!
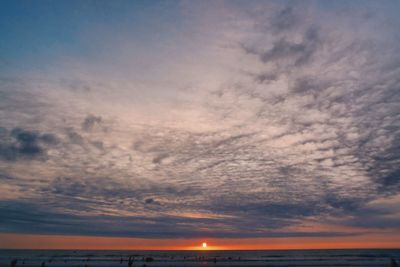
<box><xmin>260</xmin><ymin>27</ymin><xmax>320</xmax><ymax>66</ymax></box>
<box><xmin>152</xmin><ymin>153</ymin><xmax>169</xmax><ymax>164</ymax></box>
<box><xmin>0</xmin><ymin>1</ymin><xmax>399</xmax><ymax>239</ymax></box>
<box><xmin>0</xmin><ymin>127</ymin><xmax>58</xmax><ymax>161</ymax></box>
<box><xmin>82</xmin><ymin>114</ymin><xmax>103</xmax><ymax>132</ymax></box>
<box><xmin>0</xmin><ymin>199</ymin><xmax>362</xmax><ymax>238</ymax></box>
<box><xmin>66</xmin><ymin>129</ymin><xmax>85</xmax><ymax>145</ymax></box>
<box><xmin>270</xmin><ymin>6</ymin><xmax>298</xmax><ymax>32</ymax></box>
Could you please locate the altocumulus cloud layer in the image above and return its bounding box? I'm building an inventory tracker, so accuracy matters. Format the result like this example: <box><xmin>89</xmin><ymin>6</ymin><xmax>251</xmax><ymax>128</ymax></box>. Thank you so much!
<box><xmin>0</xmin><ymin>0</ymin><xmax>400</xmax><ymax>238</ymax></box>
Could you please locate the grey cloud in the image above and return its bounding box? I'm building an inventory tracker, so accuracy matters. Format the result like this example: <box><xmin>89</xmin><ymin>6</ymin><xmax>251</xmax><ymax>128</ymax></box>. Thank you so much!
<box><xmin>215</xmin><ymin>200</ymin><xmax>321</xmax><ymax>220</ymax></box>
<box><xmin>66</xmin><ymin>129</ymin><xmax>85</xmax><ymax>145</ymax></box>
<box><xmin>82</xmin><ymin>114</ymin><xmax>102</xmax><ymax>131</ymax></box>
<box><xmin>291</xmin><ymin>76</ymin><xmax>319</xmax><ymax>95</ymax></box>
<box><xmin>91</xmin><ymin>140</ymin><xmax>104</xmax><ymax>150</ymax></box>
<box><xmin>152</xmin><ymin>153</ymin><xmax>169</xmax><ymax>164</ymax></box>
<box><xmin>270</xmin><ymin>6</ymin><xmax>298</xmax><ymax>32</ymax></box>
<box><xmin>0</xmin><ymin>172</ymin><xmax>14</xmax><ymax>180</ymax></box>
<box><xmin>347</xmin><ymin>216</ymin><xmax>400</xmax><ymax>229</ymax></box>
<box><xmin>254</xmin><ymin>72</ymin><xmax>279</xmax><ymax>84</ymax></box>
<box><xmin>43</xmin><ymin>176</ymin><xmax>200</xmax><ymax>204</ymax></box>
<box><xmin>62</xmin><ymin>79</ymin><xmax>92</xmax><ymax>93</ymax></box>
<box><xmin>132</xmin><ymin>140</ymin><xmax>145</xmax><ymax>151</ymax></box>
<box><xmin>40</xmin><ymin>133</ymin><xmax>60</xmax><ymax>145</ymax></box>
<box><xmin>0</xmin><ymin>200</ymin><xmax>361</xmax><ymax>238</ymax></box>
<box><xmin>260</xmin><ymin>27</ymin><xmax>320</xmax><ymax>66</ymax></box>
<box><xmin>145</xmin><ymin>198</ymin><xmax>155</xmax><ymax>204</ymax></box>
<box><xmin>337</xmin><ymin>201</ymin><xmax>400</xmax><ymax>230</ymax></box>
<box><xmin>0</xmin><ymin>127</ymin><xmax>58</xmax><ymax>161</ymax></box>
<box><xmin>323</xmin><ymin>194</ymin><xmax>363</xmax><ymax>213</ymax></box>
<box><xmin>381</xmin><ymin>169</ymin><xmax>400</xmax><ymax>188</ymax></box>
<box><xmin>368</xmin><ymin>144</ymin><xmax>400</xmax><ymax>193</ymax></box>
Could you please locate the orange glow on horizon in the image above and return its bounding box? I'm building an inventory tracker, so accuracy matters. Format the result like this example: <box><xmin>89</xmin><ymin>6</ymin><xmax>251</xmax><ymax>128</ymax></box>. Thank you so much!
<box><xmin>0</xmin><ymin>233</ymin><xmax>399</xmax><ymax>250</ymax></box>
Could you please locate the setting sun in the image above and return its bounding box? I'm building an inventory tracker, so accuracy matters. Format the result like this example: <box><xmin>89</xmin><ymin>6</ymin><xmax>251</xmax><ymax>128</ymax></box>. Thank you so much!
<box><xmin>202</xmin><ymin>242</ymin><xmax>207</xmax><ymax>248</ymax></box>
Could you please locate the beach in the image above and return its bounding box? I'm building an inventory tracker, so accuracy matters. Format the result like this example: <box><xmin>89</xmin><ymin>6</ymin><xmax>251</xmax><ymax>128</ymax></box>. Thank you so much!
<box><xmin>1</xmin><ymin>249</ymin><xmax>400</xmax><ymax>267</ymax></box>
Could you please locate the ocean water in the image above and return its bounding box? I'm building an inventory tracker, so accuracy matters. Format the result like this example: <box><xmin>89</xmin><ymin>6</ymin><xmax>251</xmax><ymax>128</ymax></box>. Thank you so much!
<box><xmin>0</xmin><ymin>249</ymin><xmax>400</xmax><ymax>267</ymax></box>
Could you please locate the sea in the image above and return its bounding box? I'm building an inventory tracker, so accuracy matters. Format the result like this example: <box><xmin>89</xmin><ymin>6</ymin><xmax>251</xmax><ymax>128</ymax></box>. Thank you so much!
<box><xmin>0</xmin><ymin>249</ymin><xmax>399</xmax><ymax>267</ymax></box>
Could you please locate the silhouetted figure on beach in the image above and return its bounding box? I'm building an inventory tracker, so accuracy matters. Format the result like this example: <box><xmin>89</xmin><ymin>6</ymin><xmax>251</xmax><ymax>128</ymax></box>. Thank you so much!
<box><xmin>41</xmin><ymin>261</ymin><xmax>46</xmax><ymax>267</ymax></box>
<box><xmin>10</xmin><ymin>259</ymin><xmax>17</xmax><ymax>267</ymax></box>
<box><xmin>128</xmin><ymin>256</ymin><xmax>134</xmax><ymax>267</ymax></box>
<box><xmin>213</xmin><ymin>257</ymin><xmax>217</xmax><ymax>263</ymax></box>
<box><xmin>145</xmin><ymin>257</ymin><xmax>154</xmax><ymax>262</ymax></box>
<box><xmin>120</xmin><ymin>257</ymin><xmax>123</xmax><ymax>264</ymax></box>
<box><xmin>391</xmin><ymin>258</ymin><xmax>398</xmax><ymax>267</ymax></box>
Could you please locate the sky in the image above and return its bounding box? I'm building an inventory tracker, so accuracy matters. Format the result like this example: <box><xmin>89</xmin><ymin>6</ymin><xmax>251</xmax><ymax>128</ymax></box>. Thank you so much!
<box><xmin>0</xmin><ymin>0</ymin><xmax>400</xmax><ymax>250</ymax></box>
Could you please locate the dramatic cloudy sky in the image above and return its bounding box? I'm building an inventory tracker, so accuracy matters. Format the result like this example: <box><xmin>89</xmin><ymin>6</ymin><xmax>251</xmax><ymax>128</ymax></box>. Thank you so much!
<box><xmin>1</xmin><ymin>0</ymin><xmax>400</xmax><ymax>248</ymax></box>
